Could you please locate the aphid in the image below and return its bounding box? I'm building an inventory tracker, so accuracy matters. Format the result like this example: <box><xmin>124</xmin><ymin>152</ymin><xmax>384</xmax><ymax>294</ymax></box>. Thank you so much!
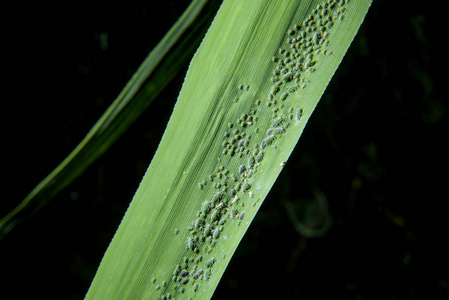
<box><xmin>162</xmin><ymin>280</ymin><xmax>167</xmax><ymax>288</ymax></box>
<box><xmin>280</xmin><ymin>161</ymin><xmax>287</xmax><ymax>166</ymax></box>
<box><xmin>210</xmin><ymin>209</ymin><xmax>220</xmax><ymax>222</ymax></box>
<box><xmin>203</xmin><ymin>224</ymin><xmax>211</xmax><ymax>237</ymax></box>
<box><xmin>247</xmin><ymin>156</ymin><xmax>255</xmax><ymax>167</ymax></box>
<box><xmin>280</xmin><ymin>92</ymin><xmax>289</xmax><ymax>101</ymax></box>
<box><xmin>234</xmin><ymin>182</ymin><xmax>242</xmax><ymax>192</ymax></box>
<box><xmin>242</xmin><ymin>182</ymin><xmax>251</xmax><ymax>191</ymax></box>
<box><xmin>262</xmin><ymin>135</ymin><xmax>275</xmax><ymax>148</ymax></box>
<box><xmin>296</xmin><ymin>108</ymin><xmax>304</xmax><ymax>121</ymax></box>
<box><xmin>194</xmin><ymin>218</ymin><xmax>203</xmax><ymax>229</ymax></box>
<box><xmin>281</xmin><ymin>72</ymin><xmax>293</xmax><ymax>82</ymax></box>
<box><xmin>201</xmin><ymin>201</ymin><xmax>210</xmax><ymax>214</ymax></box>
<box><xmin>272</xmin><ymin>127</ymin><xmax>284</xmax><ymax>136</ymax></box>
<box><xmin>181</xmin><ymin>278</ymin><xmax>189</xmax><ymax>285</ymax></box>
<box><xmin>180</xmin><ymin>269</ymin><xmax>189</xmax><ymax>277</ymax></box>
<box><xmin>270</xmin><ymin>85</ymin><xmax>280</xmax><ymax>95</ymax></box>
<box><xmin>238</xmin><ymin>165</ymin><xmax>245</xmax><ymax>175</ymax></box>
<box><xmin>187</xmin><ymin>237</ymin><xmax>195</xmax><ymax>251</ymax></box>
<box><xmin>255</xmin><ymin>151</ymin><xmax>264</xmax><ymax>163</ymax></box>
<box><xmin>198</xmin><ymin>182</ymin><xmax>204</xmax><ymax>190</ymax></box>
<box><xmin>239</xmin><ymin>212</ymin><xmax>245</xmax><ymax>220</ymax></box>
<box><xmin>230</xmin><ymin>196</ymin><xmax>239</xmax><ymax>205</ymax></box>
<box><xmin>205</xmin><ymin>258</ymin><xmax>216</xmax><ymax>268</ymax></box>
<box><xmin>271</xmin><ymin>117</ymin><xmax>283</xmax><ymax>127</ymax></box>
<box><xmin>192</xmin><ymin>272</ymin><xmax>200</xmax><ymax>280</ymax></box>
<box><xmin>229</xmin><ymin>188</ymin><xmax>236</xmax><ymax>197</ymax></box>
<box><xmin>238</xmin><ymin>139</ymin><xmax>245</xmax><ymax>147</ymax></box>
<box><xmin>211</xmin><ymin>192</ymin><xmax>222</xmax><ymax>204</ymax></box>
<box><xmin>213</xmin><ymin>228</ymin><xmax>220</xmax><ymax>239</ymax></box>
<box><xmin>151</xmin><ymin>277</ymin><xmax>157</xmax><ymax>284</ymax></box>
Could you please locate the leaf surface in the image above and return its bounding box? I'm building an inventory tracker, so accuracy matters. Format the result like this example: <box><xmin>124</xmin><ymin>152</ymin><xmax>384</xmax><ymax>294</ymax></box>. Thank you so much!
<box><xmin>86</xmin><ymin>0</ymin><xmax>372</xmax><ymax>298</ymax></box>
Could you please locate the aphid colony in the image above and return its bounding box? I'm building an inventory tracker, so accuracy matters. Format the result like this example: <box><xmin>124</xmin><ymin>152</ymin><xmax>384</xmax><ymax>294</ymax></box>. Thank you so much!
<box><xmin>155</xmin><ymin>0</ymin><xmax>350</xmax><ymax>297</ymax></box>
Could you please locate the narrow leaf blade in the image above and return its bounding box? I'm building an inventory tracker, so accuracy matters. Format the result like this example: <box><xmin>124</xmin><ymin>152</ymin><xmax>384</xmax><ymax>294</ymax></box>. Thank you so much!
<box><xmin>86</xmin><ymin>0</ymin><xmax>372</xmax><ymax>298</ymax></box>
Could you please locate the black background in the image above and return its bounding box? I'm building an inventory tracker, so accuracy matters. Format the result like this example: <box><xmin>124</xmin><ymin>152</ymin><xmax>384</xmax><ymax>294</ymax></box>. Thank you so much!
<box><xmin>1</xmin><ymin>0</ymin><xmax>448</xmax><ymax>299</ymax></box>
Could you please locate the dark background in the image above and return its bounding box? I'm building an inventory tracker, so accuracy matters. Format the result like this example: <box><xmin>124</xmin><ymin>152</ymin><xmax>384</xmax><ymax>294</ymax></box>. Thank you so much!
<box><xmin>1</xmin><ymin>0</ymin><xmax>447</xmax><ymax>299</ymax></box>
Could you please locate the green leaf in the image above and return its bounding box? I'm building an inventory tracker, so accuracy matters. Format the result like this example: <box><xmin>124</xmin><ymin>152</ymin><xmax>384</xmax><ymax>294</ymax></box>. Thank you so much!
<box><xmin>0</xmin><ymin>0</ymin><xmax>221</xmax><ymax>239</ymax></box>
<box><xmin>86</xmin><ymin>0</ymin><xmax>372</xmax><ymax>298</ymax></box>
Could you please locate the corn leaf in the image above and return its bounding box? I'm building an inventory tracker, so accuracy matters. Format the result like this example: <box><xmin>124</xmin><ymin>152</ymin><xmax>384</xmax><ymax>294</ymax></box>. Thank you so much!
<box><xmin>86</xmin><ymin>0</ymin><xmax>372</xmax><ymax>298</ymax></box>
<box><xmin>0</xmin><ymin>0</ymin><xmax>222</xmax><ymax>239</ymax></box>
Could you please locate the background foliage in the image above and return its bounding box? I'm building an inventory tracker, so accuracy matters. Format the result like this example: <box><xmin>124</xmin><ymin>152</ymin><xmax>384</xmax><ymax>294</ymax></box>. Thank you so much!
<box><xmin>1</xmin><ymin>0</ymin><xmax>448</xmax><ymax>299</ymax></box>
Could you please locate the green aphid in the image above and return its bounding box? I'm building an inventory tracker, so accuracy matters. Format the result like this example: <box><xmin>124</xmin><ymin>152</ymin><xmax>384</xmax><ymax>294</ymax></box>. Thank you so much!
<box><xmin>255</xmin><ymin>151</ymin><xmax>264</xmax><ymax>163</ymax></box>
<box><xmin>203</xmin><ymin>224</ymin><xmax>211</xmax><ymax>237</ymax></box>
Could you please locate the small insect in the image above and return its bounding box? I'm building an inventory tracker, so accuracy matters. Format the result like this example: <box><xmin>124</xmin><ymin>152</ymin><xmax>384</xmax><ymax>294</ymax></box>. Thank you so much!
<box><xmin>272</xmin><ymin>127</ymin><xmax>284</xmax><ymax>136</ymax></box>
<box><xmin>203</xmin><ymin>224</ymin><xmax>211</xmax><ymax>237</ymax></box>
<box><xmin>187</xmin><ymin>237</ymin><xmax>195</xmax><ymax>251</ymax></box>
<box><xmin>205</xmin><ymin>258</ymin><xmax>216</xmax><ymax>268</ymax></box>
<box><xmin>210</xmin><ymin>209</ymin><xmax>220</xmax><ymax>222</ymax></box>
<box><xmin>262</xmin><ymin>135</ymin><xmax>274</xmax><ymax>148</ymax></box>
<box><xmin>271</xmin><ymin>117</ymin><xmax>283</xmax><ymax>127</ymax></box>
<box><xmin>247</xmin><ymin>156</ymin><xmax>255</xmax><ymax>168</ymax></box>
<box><xmin>181</xmin><ymin>278</ymin><xmax>189</xmax><ymax>285</ymax></box>
<box><xmin>229</xmin><ymin>188</ymin><xmax>236</xmax><ymax>197</ymax></box>
<box><xmin>194</xmin><ymin>218</ymin><xmax>203</xmax><ymax>229</ymax></box>
<box><xmin>255</xmin><ymin>151</ymin><xmax>264</xmax><ymax>163</ymax></box>
<box><xmin>212</xmin><ymin>228</ymin><xmax>220</xmax><ymax>239</ymax></box>
<box><xmin>211</xmin><ymin>192</ymin><xmax>222</xmax><ymax>204</ymax></box>
<box><xmin>313</xmin><ymin>32</ymin><xmax>321</xmax><ymax>45</ymax></box>
<box><xmin>238</xmin><ymin>165</ymin><xmax>246</xmax><ymax>175</ymax></box>
<box><xmin>180</xmin><ymin>269</ymin><xmax>189</xmax><ymax>277</ymax></box>
<box><xmin>296</xmin><ymin>108</ymin><xmax>304</xmax><ymax>121</ymax></box>
<box><xmin>270</xmin><ymin>85</ymin><xmax>280</xmax><ymax>95</ymax></box>
<box><xmin>201</xmin><ymin>201</ymin><xmax>210</xmax><ymax>214</ymax></box>
<box><xmin>280</xmin><ymin>92</ymin><xmax>289</xmax><ymax>101</ymax></box>
<box><xmin>280</xmin><ymin>161</ymin><xmax>287</xmax><ymax>166</ymax></box>
<box><xmin>239</xmin><ymin>212</ymin><xmax>245</xmax><ymax>220</ymax></box>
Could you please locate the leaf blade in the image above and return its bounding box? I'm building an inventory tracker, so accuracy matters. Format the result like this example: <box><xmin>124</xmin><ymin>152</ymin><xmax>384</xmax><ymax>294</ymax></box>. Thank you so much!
<box><xmin>86</xmin><ymin>0</ymin><xmax>372</xmax><ymax>298</ymax></box>
<box><xmin>0</xmin><ymin>0</ymin><xmax>222</xmax><ymax>239</ymax></box>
